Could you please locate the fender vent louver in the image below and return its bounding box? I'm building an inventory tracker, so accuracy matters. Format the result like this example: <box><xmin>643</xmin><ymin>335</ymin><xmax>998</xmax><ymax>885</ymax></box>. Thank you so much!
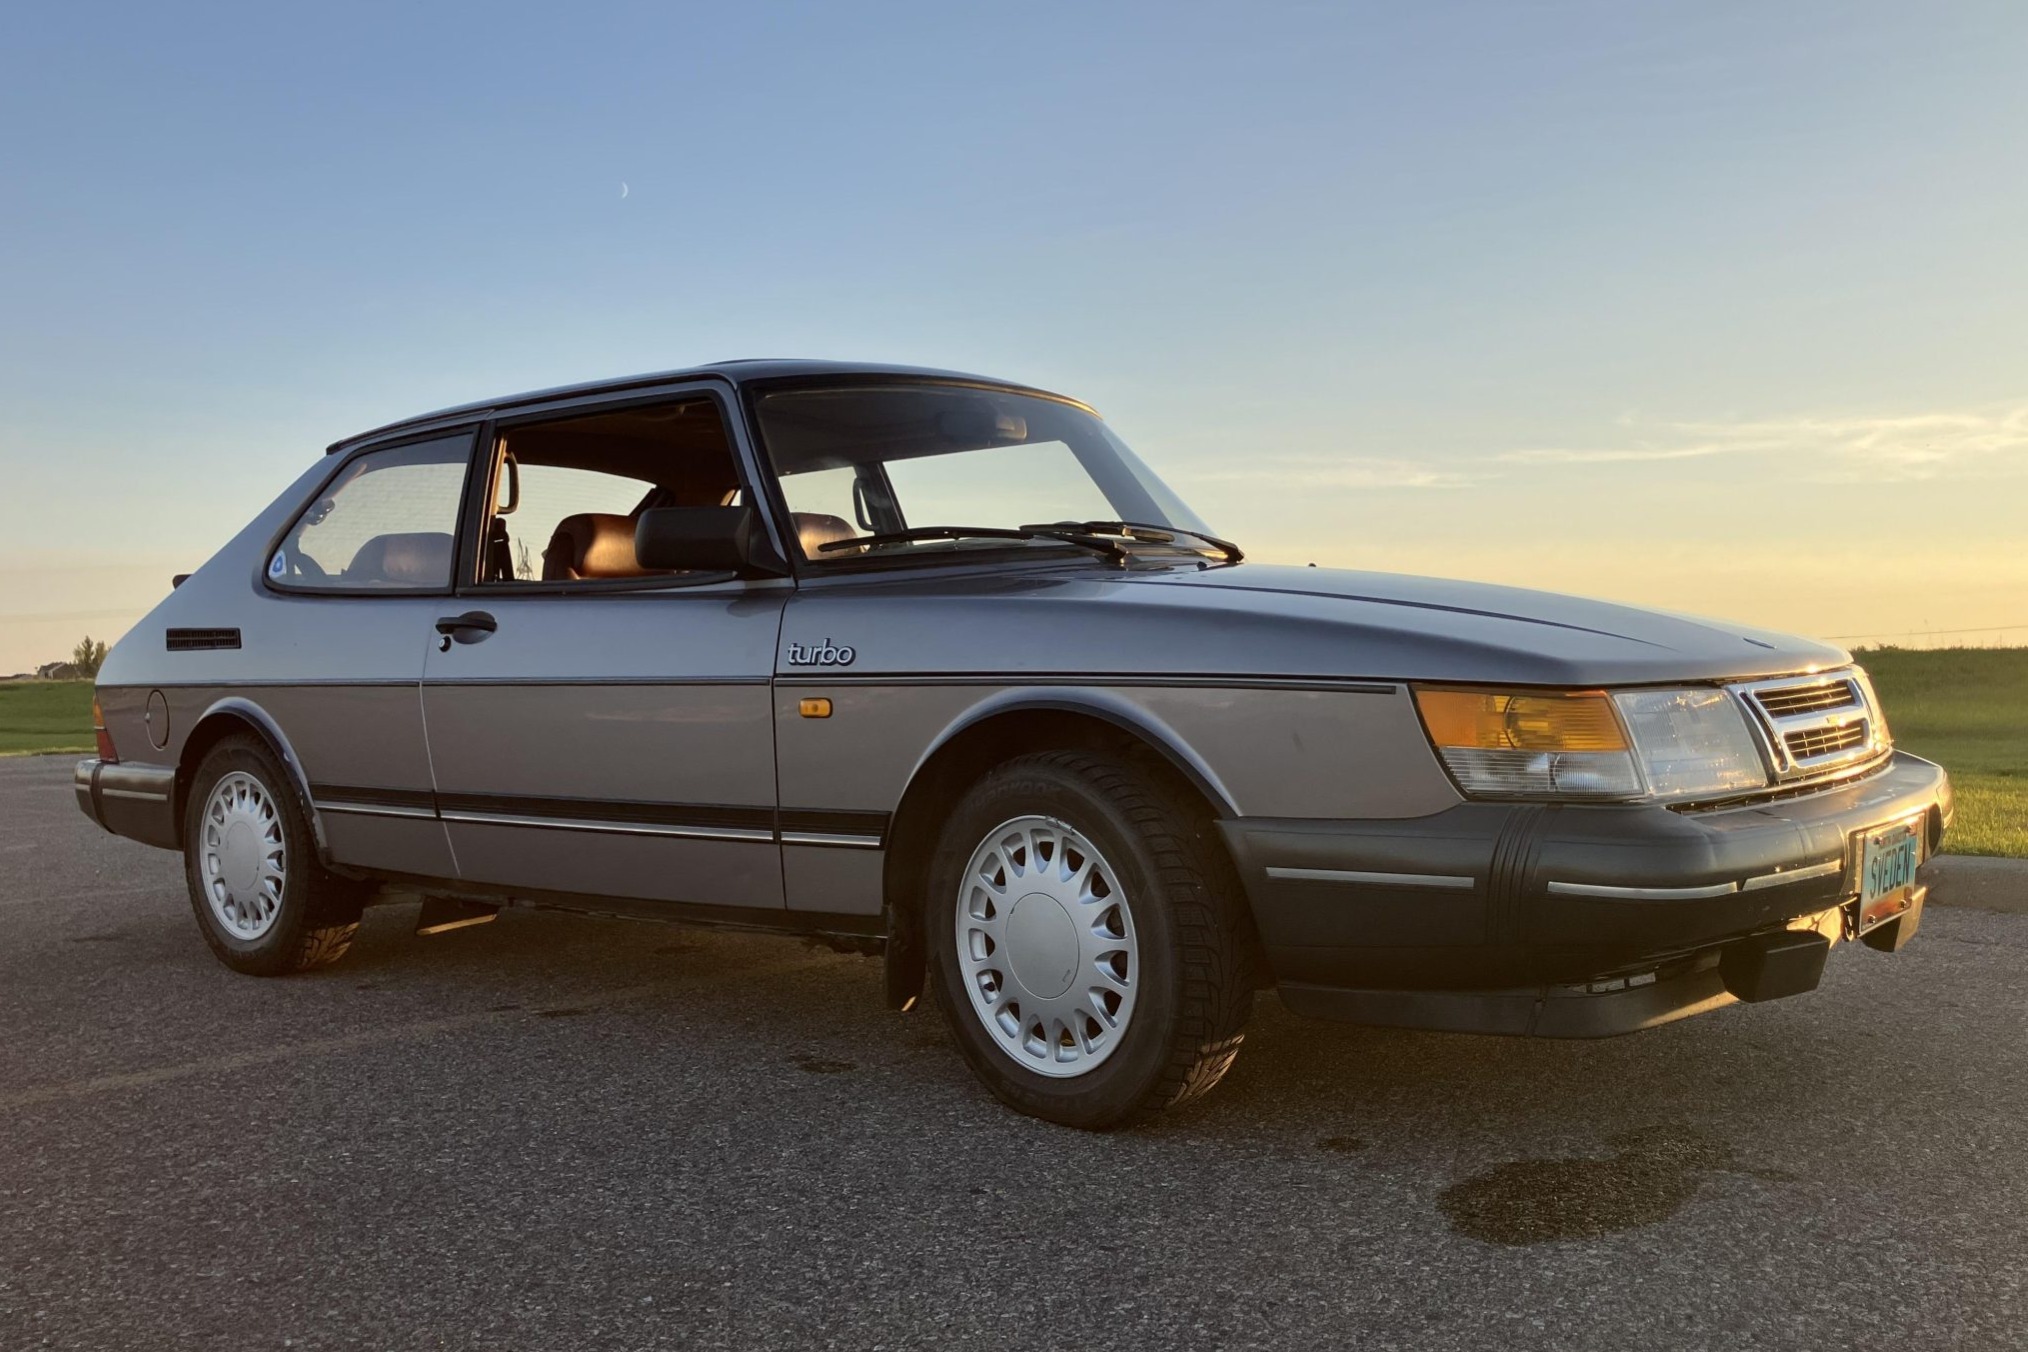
<box><xmin>166</xmin><ymin>627</ymin><xmax>242</xmax><ymax>652</ymax></box>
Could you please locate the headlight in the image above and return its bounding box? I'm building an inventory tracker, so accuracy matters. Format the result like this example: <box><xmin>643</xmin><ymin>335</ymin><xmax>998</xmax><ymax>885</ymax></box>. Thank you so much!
<box><xmin>1414</xmin><ymin>685</ymin><xmax>1772</xmax><ymax>802</ymax></box>
<box><xmin>1610</xmin><ymin>687</ymin><xmax>1767</xmax><ymax>799</ymax></box>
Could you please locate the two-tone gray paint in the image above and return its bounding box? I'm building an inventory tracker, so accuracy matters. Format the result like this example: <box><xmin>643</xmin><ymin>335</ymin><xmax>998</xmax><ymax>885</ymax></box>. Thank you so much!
<box><xmin>419</xmin><ymin>582</ymin><xmax>791</xmax><ymax>908</ymax></box>
<box><xmin>86</xmin><ymin>358</ymin><xmax>1868</xmax><ymax>934</ymax></box>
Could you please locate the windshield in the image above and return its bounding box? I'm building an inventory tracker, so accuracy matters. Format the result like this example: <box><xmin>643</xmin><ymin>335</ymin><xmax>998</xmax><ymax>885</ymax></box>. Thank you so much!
<box><xmin>752</xmin><ymin>384</ymin><xmax>1213</xmax><ymax>561</ymax></box>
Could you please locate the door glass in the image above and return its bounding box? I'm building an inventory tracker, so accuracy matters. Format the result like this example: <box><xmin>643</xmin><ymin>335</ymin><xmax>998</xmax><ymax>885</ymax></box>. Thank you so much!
<box><xmin>477</xmin><ymin>397</ymin><xmax>743</xmax><ymax>585</ymax></box>
<box><xmin>270</xmin><ymin>434</ymin><xmax>471</xmax><ymax>590</ymax></box>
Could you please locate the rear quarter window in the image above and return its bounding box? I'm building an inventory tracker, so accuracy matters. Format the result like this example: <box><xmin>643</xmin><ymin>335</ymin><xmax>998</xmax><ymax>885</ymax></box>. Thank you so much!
<box><xmin>269</xmin><ymin>434</ymin><xmax>472</xmax><ymax>591</ymax></box>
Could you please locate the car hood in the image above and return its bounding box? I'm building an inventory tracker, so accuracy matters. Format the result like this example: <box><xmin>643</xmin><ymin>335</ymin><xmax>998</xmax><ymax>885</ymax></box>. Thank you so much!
<box><xmin>1108</xmin><ymin>563</ymin><xmax>1849</xmax><ymax>683</ymax></box>
<box><xmin>785</xmin><ymin>560</ymin><xmax>1851</xmax><ymax>686</ymax></box>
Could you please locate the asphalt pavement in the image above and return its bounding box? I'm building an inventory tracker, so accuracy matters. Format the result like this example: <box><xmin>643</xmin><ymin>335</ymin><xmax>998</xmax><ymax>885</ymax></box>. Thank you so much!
<box><xmin>3</xmin><ymin>754</ymin><xmax>2024</xmax><ymax>1351</ymax></box>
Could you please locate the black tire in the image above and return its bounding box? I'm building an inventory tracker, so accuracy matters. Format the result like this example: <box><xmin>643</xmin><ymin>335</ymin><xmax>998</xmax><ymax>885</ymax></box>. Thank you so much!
<box><xmin>926</xmin><ymin>749</ymin><xmax>1253</xmax><ymax>1129</ymax></box>
<box><xmin>182</xmin><ymin>734</ymin><xmax>367</xmax><ymax>976</ymax></box>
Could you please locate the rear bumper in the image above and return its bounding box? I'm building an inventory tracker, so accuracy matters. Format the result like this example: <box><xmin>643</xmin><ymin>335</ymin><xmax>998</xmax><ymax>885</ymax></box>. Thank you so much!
<box><xmin>1222</xmin><ymin>751</ymin><xmax>1950</xmax><ymax>1035</ymax></box>
<box><xmin>73</xmin><ymin>758</ymin><xmax>180</xmax><ymax>850</ymax></box>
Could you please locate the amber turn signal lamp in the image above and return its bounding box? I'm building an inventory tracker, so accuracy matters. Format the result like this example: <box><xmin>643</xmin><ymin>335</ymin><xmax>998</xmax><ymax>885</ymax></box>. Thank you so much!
<box><xmin>92</xmin><ymin>696</ymin><xmax>118</xmax><ymax>762</ymax></box>
<box><xmin>798</xmin><ymin>697</ymin><xmax>833</xmax><ymax>719</ymax></box>
<box><xmin>1413</xmin><ymin>688</ymin><xmax>1628</xmax><ymax>752</ymax></box>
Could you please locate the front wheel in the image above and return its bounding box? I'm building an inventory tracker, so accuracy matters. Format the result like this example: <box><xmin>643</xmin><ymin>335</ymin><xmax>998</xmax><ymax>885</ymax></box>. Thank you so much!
<box><xmin>183</xmin><ymin>735</ymin><xmax>366</xmax><ymax>975</ymax></box>
<box><xmin>927</xmin><ymin>750</ymin><xmax>1253</xmax><ymax>1128</ymax></box>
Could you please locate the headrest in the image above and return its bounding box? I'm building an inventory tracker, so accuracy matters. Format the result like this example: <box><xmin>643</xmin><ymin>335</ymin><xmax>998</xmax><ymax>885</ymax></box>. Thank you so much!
<box><xmin>794</xmin><ymin>512</ymin><xmax>856</xmax><ymax>556</ymax></box>
<box><xmin>346</xmin><ymin>532</ymin><xmax>453</xmax><ymax>587</ymax></box>
<box><xmin>542</xmin><ymin>513</ymin><xmax>653</xmax><ymax>581</ymax></box>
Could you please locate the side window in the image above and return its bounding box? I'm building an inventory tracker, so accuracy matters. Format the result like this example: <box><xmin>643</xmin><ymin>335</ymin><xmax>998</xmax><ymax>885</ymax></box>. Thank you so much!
<box><xmin>477</xmin><ymin>397</ymin><xmax>742</xmax><ymax>585</ymax></box>
<box><xmin>270</xmin><ymin>434</ymin><xmax>471</xmax><ymax>590</ymax></box>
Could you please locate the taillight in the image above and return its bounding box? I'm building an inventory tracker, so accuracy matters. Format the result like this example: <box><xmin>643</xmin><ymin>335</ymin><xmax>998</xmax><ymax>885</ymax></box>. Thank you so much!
<box><xmin>92</xmin><ymin>696</ymin><xmax>118</xmax><ymax>762</ymax></box>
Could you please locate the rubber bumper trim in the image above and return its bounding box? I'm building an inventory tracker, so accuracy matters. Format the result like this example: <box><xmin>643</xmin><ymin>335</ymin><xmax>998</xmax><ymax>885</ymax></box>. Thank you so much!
<box><xmin>73</xmin><ymin>758</ymin><xmax>179</xmax><ymax>850</ymax></box>
<box><xmin>1221</xmin><ymin>750</ymin><xmax>1951</xmax><ymax>985</ymax></box>
<box><xmin>73</xmin><ymin>758</ymin><xmax>106</xmax><ymax>832</ymax></box>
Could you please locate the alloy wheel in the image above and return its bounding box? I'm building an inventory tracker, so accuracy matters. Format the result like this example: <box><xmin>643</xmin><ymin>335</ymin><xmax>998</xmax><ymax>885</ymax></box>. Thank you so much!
<box><xmin>200</xmin><ymin>771</ymin><xmax>288</xmax><ymax>940</ymax></box>
<box><xmin>954</xmin><ymin>815</ymin><xmax>1140</xmax><ymax>1078</ymax></box>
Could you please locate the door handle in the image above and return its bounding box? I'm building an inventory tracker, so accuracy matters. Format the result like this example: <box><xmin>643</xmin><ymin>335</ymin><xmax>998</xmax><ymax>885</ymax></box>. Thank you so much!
<box><xmin>435</xmin><ymin>611</ymin><xmax>498</xmax><ymax>646</ymax></box>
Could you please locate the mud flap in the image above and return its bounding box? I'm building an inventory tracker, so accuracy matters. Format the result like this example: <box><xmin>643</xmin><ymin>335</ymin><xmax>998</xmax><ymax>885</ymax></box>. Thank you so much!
<box><xmin>1861</xmin><ymin>885</ymin><xmax>1926</xmax><ymax>953</ymax></box>
<box><xmin>884</xmin><ymin>903</ymin><xmax>923</xmax><ymax>1012</ymax></box>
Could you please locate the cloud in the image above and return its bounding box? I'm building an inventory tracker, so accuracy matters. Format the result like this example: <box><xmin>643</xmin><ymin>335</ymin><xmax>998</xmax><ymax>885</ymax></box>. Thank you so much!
<box><xmin>1499</xmin><ymin>404</ymin><xmax>2028</xmax><ymax>480</ymax></box>
<box><xmin>1180</xmin><ymin>456</ymin><xmax>1474</xmax><ymax>490</ymax></box>
<box><xmin>1179</xmin><ymin>401</ymin><xmax>2028</xmax><ymax>495</ymax></box>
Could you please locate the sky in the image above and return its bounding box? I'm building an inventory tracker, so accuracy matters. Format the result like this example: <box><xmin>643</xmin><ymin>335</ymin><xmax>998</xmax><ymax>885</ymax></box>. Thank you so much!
<box><xmin>2</xmin><ymin>1</ymin><xmax>2025</xmax><ymax>673</ymax></box>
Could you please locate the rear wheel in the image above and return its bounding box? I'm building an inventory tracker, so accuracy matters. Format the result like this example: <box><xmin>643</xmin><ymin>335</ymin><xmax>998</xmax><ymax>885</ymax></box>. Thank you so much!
<box><xmin>927</xmin><ymin>749</ymin><xmax>1253</xmax><ymax>1128</ymax></box>
<box><xmin>183</xmin><ymin>735</ymin><xmax>366</xmax><ymax>975</ymax></box>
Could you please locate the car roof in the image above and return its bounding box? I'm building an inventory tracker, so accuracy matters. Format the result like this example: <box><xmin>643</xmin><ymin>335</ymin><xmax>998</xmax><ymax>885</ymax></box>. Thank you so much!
<box><xmin>326</xmin><ymin>358</ymin><xmax>1089</xmax><ymax>454</ymax></box>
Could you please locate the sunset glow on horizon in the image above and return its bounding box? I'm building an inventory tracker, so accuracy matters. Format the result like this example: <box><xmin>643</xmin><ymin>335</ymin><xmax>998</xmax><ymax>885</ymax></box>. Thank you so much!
<box><xmin>3</xmin><ymin>3</ymin><xmax>2023</xmax><ymax>671</ymax></box>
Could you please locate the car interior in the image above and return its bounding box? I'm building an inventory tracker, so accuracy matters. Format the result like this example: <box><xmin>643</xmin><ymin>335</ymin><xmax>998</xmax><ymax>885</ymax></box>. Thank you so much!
<box><xmin>479</xmin><ymin>397</ymin><xmax>855</xmax><ymax>582</ymax></box>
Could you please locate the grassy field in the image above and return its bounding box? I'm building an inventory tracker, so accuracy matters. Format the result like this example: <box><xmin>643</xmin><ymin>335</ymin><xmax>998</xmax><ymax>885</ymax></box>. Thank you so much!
<box><xmin>1</xmin><ymin>654</ymin><xmax>2020</xmax><ymax>854</ymax></box>
<box><xmin>0</xmin><ymin>681</ymin><xmax>95</xmax><ymax>756</ymax></box>
<box><xmin>1857</xmin><ymin>647</ymin><xmax>2026</xmax><ymax>859</ymax></box>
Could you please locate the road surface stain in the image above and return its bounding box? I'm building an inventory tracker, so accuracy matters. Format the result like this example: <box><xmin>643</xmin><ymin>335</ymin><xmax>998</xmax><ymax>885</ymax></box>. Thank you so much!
<box><xmin>795</xmin><ymin>1057</ymin><xmax>856</xmax><ymax>1074</ymax></box>
<box><xmin>1439</xmin><ymin>1125</ymin><xmax>1787</xmax><ymax>1245</ymax></box>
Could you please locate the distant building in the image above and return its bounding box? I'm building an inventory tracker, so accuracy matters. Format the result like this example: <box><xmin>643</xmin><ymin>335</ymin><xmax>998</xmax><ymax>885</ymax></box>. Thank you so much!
<box><xmin>35</xmin><ymin>662</ymin><xmax>83</xmax><ymax>680</ymax></box>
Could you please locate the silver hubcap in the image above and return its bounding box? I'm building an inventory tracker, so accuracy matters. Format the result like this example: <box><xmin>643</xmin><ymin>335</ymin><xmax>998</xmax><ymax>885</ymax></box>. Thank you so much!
<box><xmin>200</xmin><ymin>772</ymin><xmax>287</xmax><ymax>940</ymax></box>
<box><xmin>956</xmin><ymin>815</ymin><xmax>1139</xmax><ymax>1078</ymax></box>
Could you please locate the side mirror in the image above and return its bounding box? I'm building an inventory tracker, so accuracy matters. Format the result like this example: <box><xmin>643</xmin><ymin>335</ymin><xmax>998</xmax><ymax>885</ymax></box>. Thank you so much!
<box><xmin>634</xmin><ymin>505</ymin><xmax>785</xmax><ymax>575</ymax></box>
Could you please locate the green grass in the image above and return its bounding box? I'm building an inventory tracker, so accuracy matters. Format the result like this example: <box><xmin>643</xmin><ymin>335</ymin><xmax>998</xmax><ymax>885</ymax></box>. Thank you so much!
<box><xmin>1857</xmin><ymin>647</ymin><xmax>2028</xmax><ymax>859</ymax></box>
<box><xmin>0</xmin><ymin>680</ymin><xmax>96</xmax><ymax>756</ymax></box>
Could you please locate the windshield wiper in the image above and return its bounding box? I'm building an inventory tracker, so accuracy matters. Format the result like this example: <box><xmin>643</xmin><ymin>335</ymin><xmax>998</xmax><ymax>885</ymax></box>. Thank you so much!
<box><xmin>816</xmin><ymin>525</ymin><xmax>1129</xmax><ymax>564</ymax></box>
<box><xmin>1021</xmin><ymin>520</ymin><xmax>1244</xmax><ymax>563</ymax></box>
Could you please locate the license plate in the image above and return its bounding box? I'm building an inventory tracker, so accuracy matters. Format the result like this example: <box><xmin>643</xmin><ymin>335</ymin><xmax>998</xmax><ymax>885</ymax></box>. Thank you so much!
<box><xmin>1857</xmin><ymin>817</ymin><xmax>1923</xmax><ymax>932</ymax></box>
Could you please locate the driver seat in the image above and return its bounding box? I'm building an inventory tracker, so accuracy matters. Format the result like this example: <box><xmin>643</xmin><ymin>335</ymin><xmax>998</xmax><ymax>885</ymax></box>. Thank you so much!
<box><xmin>541</xmin><ymin>514</ymin><xmax>655</xmax><ymax>581</ymax></box>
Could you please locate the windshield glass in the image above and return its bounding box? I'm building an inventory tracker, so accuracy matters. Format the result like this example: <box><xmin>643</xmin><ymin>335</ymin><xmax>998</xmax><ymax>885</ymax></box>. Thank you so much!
<box><xmin>752</xmin><ymin>384</ymin><xmax>1213</xmax><ymax>561</ymax></box>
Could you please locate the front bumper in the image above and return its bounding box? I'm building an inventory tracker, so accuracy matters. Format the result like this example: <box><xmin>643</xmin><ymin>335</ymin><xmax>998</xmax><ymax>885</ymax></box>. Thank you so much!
<box><xmin>74</xmin><ymin>758</ymin><xmax>180</xmax><ymax>850</ymax></box>
<box><xmin>1221</xmin><ymin>750</ymin><xmax>1950</xmax><ymax>1036</ymax></box>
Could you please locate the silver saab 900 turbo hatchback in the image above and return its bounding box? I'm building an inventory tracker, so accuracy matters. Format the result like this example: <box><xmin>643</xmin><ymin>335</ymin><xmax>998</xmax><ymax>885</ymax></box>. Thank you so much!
<box><xmin>77</xmin><ymin>360</ymin><xmax>1951</xmax><ymax>1128</ymax></box>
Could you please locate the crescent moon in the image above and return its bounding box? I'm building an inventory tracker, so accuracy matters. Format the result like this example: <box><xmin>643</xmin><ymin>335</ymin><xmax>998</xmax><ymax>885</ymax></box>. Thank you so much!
<box><xmin>619</xmin><ymin>181</ymin><xmax>629</xmax><ymax>199</ymax></box>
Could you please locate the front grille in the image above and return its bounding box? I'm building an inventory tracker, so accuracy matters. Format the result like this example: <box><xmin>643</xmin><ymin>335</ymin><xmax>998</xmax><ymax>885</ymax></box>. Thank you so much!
<box><xmin>1785</xmin><ymin>722</ymin><xmax>1867</xmax><ymax>760</ymax></box>
<box><xmin>1729</xmin><ymin>666</ymin><xmax>1888</xmax><ymax>782</ymax></box>
<box><xmin>1752</xmin><ymin>680</ymin><xmax>1857</xmax><ymax>718</ymax></box>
